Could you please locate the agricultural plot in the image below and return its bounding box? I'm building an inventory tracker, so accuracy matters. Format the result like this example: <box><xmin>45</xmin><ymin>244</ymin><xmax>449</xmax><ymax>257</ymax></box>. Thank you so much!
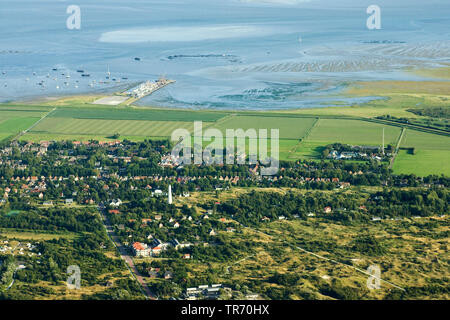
<box><xmin>393</xmin><ymin>149</ymin><xmax>450</xmax><ymax>176</ymax></box>
<box><xmin>49</xmin><ymin>107</ymin><xmax>227</xmax><ymax>122</ymax></box>
<box><xmin>305</xmin><ymin>119</ymin><xmax>401</xmax><ymax>146</ymax></box>
<box><xmin>213</xmin><ymin>116</ymin><xmax>317</xmax><ymax>140</ymax></box>
<box><xmin>393</xmin><ymin>130</ymin><xmax>450</xmax><ymax>176</ymax></box>
<box><xmin>0</xmin><ymin>117</ymin><xmax>40</xmax><ymax>133</ymax></box>
<box><xmin>288</xmin><ymin>141</ymin><xmax>326</xmax><ymax>160</ymax></box>
<box><xmin>0</xmin><ymin>109</ymin><xmax>43</xmax><ymax>141</ymax></box>
<box><xmin>29</xmin><ymin>117</ymin><xmax>194</xmax><ymax>138</ymax></box>
<box><xmin>400</xmin><ymin>129</ymin><xmax>450</xmax><ymax>150</ymax></box>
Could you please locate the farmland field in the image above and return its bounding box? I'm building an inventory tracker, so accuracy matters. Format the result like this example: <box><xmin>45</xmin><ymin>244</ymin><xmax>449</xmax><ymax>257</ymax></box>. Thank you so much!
<box><xmin>0</xmin><ymin>117</ymin><xmax>40</xmax><ymax>133</ymax></box>
<box><xmin>393</xmin><ymin>149</ymin><xmax>450</xmax><ymax>176</ymax></box>
<box><xmin>0</xmin><ymin>106</ymin><xmax>49</xmax><ymax>140</ymax></box>
<box><xmin>288</xmin><ymin>140</ymin><xmax>326</xmax><ymax>160</ymax></box>
<box><xmin>393</xmin><ymin>129</ymin><xmax>450</xmax><ymax>176</ymax></box>
<box><xmin>305</xmin><ymin>119</ymin><xmax>402</xmax><ymax>146</ymax></box>
<box><xmin>213</xmin><ymin>116</ymin><xmax>317</xmax><ymax>140</ymax></box>
<box><xmin>30</xmin><ymin>118</ymin><xmax>194</xmax><ymax>138</ymax></box>
<box><xmin>400</xmin><ymin>129</ymin><xmax>450</xmax><ymax>150</ymax></box>
<box><xmin>48</xmin><ymin>107</ymin><xmax>227</xmax><ymax>122</ymax></box>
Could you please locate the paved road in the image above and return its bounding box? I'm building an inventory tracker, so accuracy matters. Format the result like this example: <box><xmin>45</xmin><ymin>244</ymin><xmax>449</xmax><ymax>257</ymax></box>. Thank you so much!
<box><xmin>98</xmin><ymin>206</ymin><xmax>156</xmax><ymax>299</ymax></box>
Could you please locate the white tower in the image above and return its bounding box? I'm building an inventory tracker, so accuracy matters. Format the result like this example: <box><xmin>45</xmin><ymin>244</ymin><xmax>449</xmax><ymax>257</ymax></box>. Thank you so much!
<box><xmin>168</xmin><ymin>185</ymin><xmax>173</xmax><ymax>204</ymax></box>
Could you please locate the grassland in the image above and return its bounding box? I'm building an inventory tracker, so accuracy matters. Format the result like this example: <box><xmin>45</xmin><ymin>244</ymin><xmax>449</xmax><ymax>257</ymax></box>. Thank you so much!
<box><xmin>0</xmin><ymin>107</ymin><xmax>45</xmax><ymax>139</ymax></box>
<box><xmin>168</xmin><ymin>187</ymin><xmax>450</xmax><ymax>300</ymax></box>
<box><xmin>305</xmin><ymin>119</ymin><xmax>401</xmax><ymax>146</ymax></box>
<box><xmin>0</xmin><ymin>228</ymin><xmax>78</xmax><ymax>240</ymax></box>
<box><xmin>30</xmin><ymin>118</ymin><xmax>195</xmax><ymax>138</ymax></box>
<box><xmin>213</xmin><ymin>116</ymin><xmax>317</xmax><ymax>140</ymax></box>
<box><xmin>392</xmin><ymin>129</ymin><xmax>450</xmax><ymax>176</ymax></box>
<box><xmin>48</xmin><ymin>107</ymin><xmax>227</xmax><ymax>122</ymax></box>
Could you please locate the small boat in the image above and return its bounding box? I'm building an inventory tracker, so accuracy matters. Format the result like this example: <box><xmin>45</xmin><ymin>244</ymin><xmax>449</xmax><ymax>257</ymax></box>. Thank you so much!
<box><xmin>52</xmin><ymin>68</ymin><xmax>58</xmax><ymax>71</ymax></box>
<box><xmin>81</xmin><ymin>74</ymin><xmax>90</xmax><ymax>77</ymax></box>
<box><xmin>122</xmin><ymin>77</ymin><xmax>128</xmax><ymax>80</ymax></box>
<box><xmin>134</xmin><ymin>57</ymin><xmax>141</xmax><ymax>61</ymax></box>
<box><xmin>76</xmin><ymin>70</ymin><xmax>84</xmax><ymax>73</ymax></box>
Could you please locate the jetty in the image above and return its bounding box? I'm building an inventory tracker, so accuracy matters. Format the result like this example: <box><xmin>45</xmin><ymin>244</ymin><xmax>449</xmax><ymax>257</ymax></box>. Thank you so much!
<box><xmin>122</xmin><ymin>76</ymin><xmax>175</xmax><ymax>105</ymax></box>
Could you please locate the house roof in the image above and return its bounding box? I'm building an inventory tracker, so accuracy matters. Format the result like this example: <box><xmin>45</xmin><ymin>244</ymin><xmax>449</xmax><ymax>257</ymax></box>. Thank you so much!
<box><xmin>132</xmin><ymin>242</ymin><xmax>146</xmax><ymax>251</ymax></box>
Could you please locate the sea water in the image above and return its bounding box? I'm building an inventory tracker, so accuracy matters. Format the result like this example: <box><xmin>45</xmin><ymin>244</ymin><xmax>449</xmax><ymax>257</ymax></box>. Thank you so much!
<box><xmin>0</xmin><ymin>0</ymin><xmax>449</xmax><ymax>109</ymax></box>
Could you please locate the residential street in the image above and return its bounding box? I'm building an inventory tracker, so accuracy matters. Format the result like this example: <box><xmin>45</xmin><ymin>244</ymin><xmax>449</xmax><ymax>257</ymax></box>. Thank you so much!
<box><xmin>98</xmin><ymin>205</ymin><xmax>156</xmax><ymax>299</ymax></box>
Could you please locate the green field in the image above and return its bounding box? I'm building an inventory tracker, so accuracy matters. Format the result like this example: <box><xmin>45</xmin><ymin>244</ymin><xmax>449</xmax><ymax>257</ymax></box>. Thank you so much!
<box><xmin>392</xmin><ymin>130</ymin><xmax>450</xmax><ymax>176</ymax></box>
<box><xmin>0</xmin><ymin>228</ymin><xmax>77</xmax><ymax>240</ymax></box>
<box><xmin>400</xmin><ymin>129</ymin><xmax>450</xmax><ymax>150</ymax></box>
<box><xmin>305</xmin><ymin>119</ymin><xmax>402</xmax><ymax>146</ymax></box>
<box><xmin>393</xmin><ymin>149</ymin><xmax>450</xmax><ymax>176</ymax></box>
<box><xmin>0</xmin><ymin>108</ymin><xmax>44</xmax><ymax>141</ymax></box>
<box><xmin>49</xmin><ymin>107</ymin><xmax>227</xmax><ymax>122</ymax></box>
<box><xmin>213</xmin><ymin>116</ymin><xmax>318</xmax><ymax>140</ymax></box>
<box><xmin>30</xmin><ymin>118</ymin><xmax>195</xmax><ymax>138</ymax></box>
<box><xmin>0</xmin><ymin>117</ymin><xmax>40</xmax><ymax>133</ymax></box>
<box><xmin>0</xmin><ymin>105</ymin><xmax>51</xmax><ymax>139</ymax></box>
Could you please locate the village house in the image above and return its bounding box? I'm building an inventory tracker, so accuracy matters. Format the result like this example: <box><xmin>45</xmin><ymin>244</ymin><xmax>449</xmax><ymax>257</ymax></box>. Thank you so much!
<box><xmin>131</xmin><ymin>242</ymin><xmax>150</xmax><ymax>257</ymax></box>
<box><xmin>109</xmin><ymin>199</ymin><xmax>122</xmax><ymax>207</ymax></box>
